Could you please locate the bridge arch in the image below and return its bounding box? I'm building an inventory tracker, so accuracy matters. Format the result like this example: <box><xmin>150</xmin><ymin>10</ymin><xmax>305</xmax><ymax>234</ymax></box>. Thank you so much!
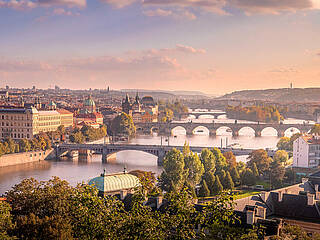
<box><xmin>192</xmin><ymin>126</ymin><xmax>210</xmax><ymax>135</ymax></box>
<box><xmin>217</xmin><ymin>114</ymin><xmax>227</xmax><ymax>119</ymax></box>
<box><xmin>198</xmin><ymin>114</ymin><xmax>215</xmax><ymax>119</ymax></box>
<box><xmin>105</xmin><ymin>149</ymin><xmax>158</xmax><ymax>166</ymax></box>
<box><xmin>284</xmin><ymin>127</ymin><xmax>301</xmax><ymax>137</ymax></box>
<box><xmin>261</xmin><ymin>127</ymin><xmax>278</xmax><ymax>137</ymax></box>
<box><xmin>171</xmin><ymin>126</ymin><xmax>187</xmax><ymax>135</ymax></box>
<box><xmin>216</xmin><ymin>126</ymin><xmax>233</xmax><ymax>136</ymax></box>
<box><xmin>188</xmin><ymin>114</ymin><xmax>196</xmax><ymax>119</ymax></box>
<box><xmin>238</xmin><ymin>126</ymin><xmax>256</xmax><ymax>136</ymax></box>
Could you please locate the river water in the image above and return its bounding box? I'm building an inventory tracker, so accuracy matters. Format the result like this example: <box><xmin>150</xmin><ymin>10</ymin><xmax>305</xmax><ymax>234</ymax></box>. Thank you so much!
<box><xmin>0</xmin><ymin>113</ymin><xmax>313</xmax><ymax>194</ymax></box>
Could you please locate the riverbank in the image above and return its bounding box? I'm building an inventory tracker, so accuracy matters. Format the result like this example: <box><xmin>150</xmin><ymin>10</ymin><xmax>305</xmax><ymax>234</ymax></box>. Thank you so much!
<box><xmin>0</xmin><ymin>149</ymin><xmax>55</xmax><ymax>167</ymax></box>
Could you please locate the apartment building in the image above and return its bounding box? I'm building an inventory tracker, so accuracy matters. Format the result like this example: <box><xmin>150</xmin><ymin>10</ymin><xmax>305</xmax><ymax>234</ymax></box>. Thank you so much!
<box><xmin>293</xmin><ymin>135</ymin><xmax>320</xmax><ymax>168</ymax></box>
<box><xmin>0</xmin><ymin>107</ymin><xmax>73</xmax><ymax>140</ymax></box>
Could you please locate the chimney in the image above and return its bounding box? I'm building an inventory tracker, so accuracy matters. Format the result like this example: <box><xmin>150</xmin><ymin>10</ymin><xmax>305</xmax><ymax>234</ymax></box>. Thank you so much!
<box><xmin>278</xmin><ymin>191</ymin><xmax>283</xmax><ymax>202</ymax></box>
<box><xmin>307</xmin><ymin>193</ymin><xmax>315</xmax><ymax>206</ymax></box>
<box><xmin>256</xmin><ymin>207</ymin><xmax>266</xmax><ymax>219</ymax></box>
<box><xmin>246</xmin><ymin>210</ymin><xmax>255</xmax><ymax>225</ymax></box>
<box><xmin>260</xmin><ymin>191</ymin><xmax>270</xmax><ymax>202</ymax></box>
<box><xmin>156</xmin><ymin>196</ymin><xmax>163</xmax><ymax>209</ymax></box>
<box><xmin>120</xmin><ymin>190</ymin><xmax>128</xmax><ymax>200</ymax></box>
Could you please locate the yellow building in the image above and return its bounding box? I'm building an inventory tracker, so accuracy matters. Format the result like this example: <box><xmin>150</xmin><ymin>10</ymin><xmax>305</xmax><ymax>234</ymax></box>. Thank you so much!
<box><xmin>0</xmin><ymin>107</ymin><xmax>73</xmax><ymax>140</ymax></box>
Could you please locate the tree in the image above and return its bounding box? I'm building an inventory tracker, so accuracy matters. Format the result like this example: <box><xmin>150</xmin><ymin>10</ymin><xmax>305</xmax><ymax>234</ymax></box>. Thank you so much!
<box><xmin>199</xmin><ymin>180</ymin><xmax>210</xmax><ymax>197</ymax></box>
<box><xmin>273</xmin><ymin>150</ymin><xmax>289</xmax><ymax>165</ymax></box>
<box><xmin>213</xmin><ymin>175</ymin><xmax>223</xmax><ymax>194</ymax></box>
<box><xmin>240</xmin><ymin>168</ymin><xmax>256</xmax><ymax>186</ymax></box>
<box><xmin>276</xmin><ymin>137</ymin><xmax>290</xmax><ymax>151</ymax></box>
<box><xmin>19</xmin><ymin>139</ymin><xmax>31</xmax><ymax>152</ymax></box>
<box><xmin>182</xmin><ymin>141</ymin><xmax>191</xmax><ymax>157</ymax></box>
<box><xmin>184</xmin><ymin>152</ymin><xmax>204</xmax><ymax>187</ymax></box>
<box><xmin>223</xmin><ymin>171</ymin><xmax>234</xmax><ymax>190</ymax></box>
<box><xmin>159</xmin><ymin>148</ymin><xmax>187</xmax><ymax>192</ymax></box>
<box><xmin>251</xmin><ymin>162</ymin><xmax>259</xmax><ymax>178</ymax></box>
<box><xmin>200</xmin><ymin>148</ymin><xmax>215</xmax><ymax>173</ymax></box>
<box><xmin>212</xmin><ymin>148</ymin><xmax>228</xmax><ymax>173</ymax></box>
<box><xmin>110</xmin><ymin>112</ymin><xmax>136</xmax><ymax>137</ymax></box>
<box><xmin>70</xmin><ymin>131</ymin><xmax>85</xmax><ymax>144</ymax></box>
<box><xmin>310</xmin><ymin>124</ymin><xmax>320</xmax><ymax>135</ymax></box>
<box><xmin>0</xmin><ymin>201</ymin><xmax>14</xmax><ymax>240</ymax></box>
<box><xmin>204</xmin><ymin>171</ymin><xmax>215</xmax><ymax>195</ymax></box>
<box><xmin>269</xmin><ymin>224</ymin><xmax>320</xmax><ymax>240</ymax></box>
<box><xmin>223</xmin><ymin>151</ymin><xmax>237</xmax><ymax>169</ymax></box>
<box><xmin>230</xmin><ymin>167</ymin><xmax>240</xmax><ymax>186</ymax></box>
<box><xmin>247</xmin><ymin>149</ymin><xmax>271</xmax><ymax>175</ymax></box>
<box><xmin>270</xmin><ymin>159</ymin><xmax>285</xmax><ymax>188</ymax></box>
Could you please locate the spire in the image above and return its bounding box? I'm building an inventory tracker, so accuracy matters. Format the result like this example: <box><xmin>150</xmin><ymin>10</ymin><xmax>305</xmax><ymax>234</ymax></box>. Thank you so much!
<box><xmin>135</xmin><ymin>92</ymin><xmax>140</xmax><ymax>104</ymax></box>
<box><xmin>125</xmin><ymin>93</ymin><xmax>130</xmax><ymax>103</ymax></box>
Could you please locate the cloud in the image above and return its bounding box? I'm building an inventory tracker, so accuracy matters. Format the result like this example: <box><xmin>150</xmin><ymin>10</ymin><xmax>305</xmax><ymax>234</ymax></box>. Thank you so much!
<box><xmin>0</xmin><ymin>0</ymin><xmax>86</xmax><ymax>10</ymax></box>
<box><xmin>52</xmin><ymin>7</ymin><xmax>79</xmax><ymax>15</ymax></box>
<box><xmin>0</xmin><ymin>0</ymin><xmax>37</xmax><ymax>10</ymax></box>
<box><xmin>0</xmin><ymin>59</ymin><xmax>54</xmax><ymax>72</ymax></box>
<box><xmin>99</xmin><ymin>0</ymin><xmax>136</xmax><ymax>8</ymax></box>
<box><xmin>175</xmin><ymin>44</ymin><xmax>206</xmax><ymax>54</ymax></box>
<box><xmin>143</xmin><ymin>8</ymin><xmax>196</xmax><ymax>19</ymax></box>
<box><xmin>269</xmin><ymin>67</ymin><xmax>299</xmax><ymax>73</ymax></box>
<box><xmin>229</xmin><ymin>0</ymin><xmax>316</xmax><ymax>15</ymax></box>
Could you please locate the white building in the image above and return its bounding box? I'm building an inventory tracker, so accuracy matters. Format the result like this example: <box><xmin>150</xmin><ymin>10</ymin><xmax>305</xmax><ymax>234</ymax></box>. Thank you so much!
<box><xmin>293</xmin><ymin>135</ymin><xmax>320</xmax><ymax>168</ymax></box>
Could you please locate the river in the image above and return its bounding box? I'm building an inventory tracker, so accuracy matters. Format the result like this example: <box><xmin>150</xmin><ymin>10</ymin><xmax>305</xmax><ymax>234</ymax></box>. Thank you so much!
<box><xmin>0</xmin><ymin>113</ymin><xmax>313</xmax><ymax>194</ymax></box>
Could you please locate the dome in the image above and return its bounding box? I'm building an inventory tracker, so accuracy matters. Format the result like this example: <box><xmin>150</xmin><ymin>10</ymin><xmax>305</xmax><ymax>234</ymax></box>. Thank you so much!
<box><xmin>84</xmin><ymin>96</ymin><xmax>96</xmax><ymax>107</ymax></box>
<box><xmin>141</xmin><ymin>96</ymin><xmax>154</xmax><ymax>105</ymax></box>
<box><xmin>89</xmin><ymin>172</ymin><xmax>140</xmax><ymax>193</ymax></box>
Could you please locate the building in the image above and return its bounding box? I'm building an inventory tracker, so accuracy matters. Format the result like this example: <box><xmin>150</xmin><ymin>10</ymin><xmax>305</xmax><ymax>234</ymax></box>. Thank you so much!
<box><xmin>234</xmin><ymin>175</ymin><xmax>320</xmax><ymax>235</ymax></box>
<box><xmin>75</xmin><ymin>96</ymin><xmax>104</xmax><ymax>127</ymax></box>
<box><xmin>121</xmin><ymin>93</ymin><xmax>158</xmax><ymax>123</ymax></box>
<box><xmin>293</xmin><ymin>135</ymin><xmax>320</xmax><ymax>168</ymax></box>
<box><xmin>0</xmin><ymin>106</ymin><xmax>74</xmax><ymax>140</ymax></box>
<box><xmin>88</xmin><ymin>170</ymin><xmax>140</xmax><ymax>198</ymax></box>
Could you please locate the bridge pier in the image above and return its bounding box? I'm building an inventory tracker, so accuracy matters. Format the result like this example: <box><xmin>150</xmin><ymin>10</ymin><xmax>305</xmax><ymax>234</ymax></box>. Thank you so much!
<box><xmin>233</xmin><ymin>131</ymin><xmax>239</xmax><ymax>137</ymax></box>
<box><xmin>278</xmin><ymin>131</ymin><xmax>285</xmax><ymax>137</ymax></box>
<box><xmin>209</xmin><ymin>129</ymin><xmax>216</xmax><ymax>136</ymax></box>
<box><xmin>255</xmin><ymin>131</ymin><xmax>262</xmax><ymax>137</ymax></box>
<box><xmin>186</xmin><ymin>129</ymin><xmax>194</xmax><ymax>136</ymax></box>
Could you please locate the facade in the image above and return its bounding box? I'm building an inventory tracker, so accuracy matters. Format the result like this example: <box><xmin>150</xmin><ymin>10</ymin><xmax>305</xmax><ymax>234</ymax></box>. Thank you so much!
<box><xmin>0</xmin><ymin>106</ymin><xmax>74</xmax><ymax>140</ymax></box>
<box><xmin>293</xmin><ymin>135</ymin><xmax>320</xmax><ymax>168</ymax></box>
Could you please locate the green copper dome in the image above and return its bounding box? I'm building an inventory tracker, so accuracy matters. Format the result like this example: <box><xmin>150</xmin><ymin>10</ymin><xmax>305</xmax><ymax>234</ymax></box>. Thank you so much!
<box><xmin>89</xmin><ymin>172</ymin><xmax>140</xmax><ymax>193</ymax></box>
<box><xmin>84</xmin><ymin>96</ymin><xmax>96</xmax><ymax>107</ymax></box>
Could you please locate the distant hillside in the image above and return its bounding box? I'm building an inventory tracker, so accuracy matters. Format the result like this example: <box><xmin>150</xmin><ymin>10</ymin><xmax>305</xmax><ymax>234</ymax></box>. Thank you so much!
<box><xmin>218</xmin><ymin>88</ymin><xmax>320</xmax><ymax>103</ymax></box>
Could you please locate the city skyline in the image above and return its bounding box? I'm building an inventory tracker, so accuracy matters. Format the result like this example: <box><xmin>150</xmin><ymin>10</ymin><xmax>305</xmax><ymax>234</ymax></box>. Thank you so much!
<box><xmin>1</xmin><ymin>0</ymin><xmax>320</xmax><ymax>94</ymax></box>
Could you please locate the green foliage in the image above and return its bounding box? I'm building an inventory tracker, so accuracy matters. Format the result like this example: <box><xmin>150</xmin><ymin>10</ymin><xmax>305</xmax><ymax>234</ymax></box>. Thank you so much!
<box><xmin>212</xmin><ymin>148</ymin><xmax>228</xmax><ymax>173</ymax></box>
<box><xmin>199</xmin><ymin>180</ymin><xmax>210</xmax><ymax>197</ymax></box>
<box><xmin>159</xmin><ymin>101</ymin><xmax>189</xmax><ymax>121</ymax></box>
<box><xmin>251</xmin><ymin>162</ymin><xmax>259</xmax><ymax>178</ymax></box>
<box><xmin>273</xmin><ymin>150</ymin><xmax>289</xmax><ymax>164</ymax></box>
<box><xmin>247</xmin><ymin>149</ymin><xmax>271</xmax><ymax>175</ymax></box>
<box><xmin>230</xmin><ymin>167</ymin><xmax>240</xmax><ymax>186</ymax></box>
<box><xmin>184</xmin><ymin>152</ymin><xmax>204</xmax><ymax>186</ymax></box>
<box><xmin>159</xmin><ymin>148</ymin><xmax>187</xmax><ymax>192</ymax></box>
<box><xmin>0</xmin><ymin>201</ymin><xmax>14</xmax><ymax>239</ymax></box>
<box><xmin>277</xmin><ymin>133</ymin><xmax>301</xmax><ymax>151</ymax></box>
<box><xmin>70</xmin><ymin>130</ymin><xmax>85</xmax><ymax>144</ymax></box>
<box><xmin>269</xmin><ymin>224</ymin><xmax>320</xmax><ymax>240</ymax></box>
<box><xmin>200</xmin><ymin>148</ymin><xmax>215</xmax><ymax>173</ymax></box>
<box><xmin>270</xmin><ymin>159</ymin><xmax>285</xmax><ymax>188</ymax></box>
<box><xmin>110</xmin><ymin>112</ymin><xmax>136</xmax><ymax>137</ymax></box>
<box><xmin>203</xmin><ymin>172</ymin><xmax>215</xmax><ymax>196</ymax></box>
<box><xmin>310</xmin><ymin>124</ymin><xmax>320</xmax><ymax>135</ymax></box>
<box><xmin>70</xmin><ymin>125</ymin><xmax>107</xmax><ymax>143</ymax></box>
<box><xmin>241</xmin><ymin>168</ymin><xmax>256</xmax><ymax>186</ymax></box>
<box><xmin>226</xmin><ymin>105</ymin><xmax>284</xmax><ymax>123</ymax></box>
<box><xmin>223</xmin><ymin>171</ymin><xmax>234</xmax><ymax>190</ymax></box>
<box><xmin>213</xmin><ymin>175</ymin><xmax>223</xmax><ymax>194</ymax></box>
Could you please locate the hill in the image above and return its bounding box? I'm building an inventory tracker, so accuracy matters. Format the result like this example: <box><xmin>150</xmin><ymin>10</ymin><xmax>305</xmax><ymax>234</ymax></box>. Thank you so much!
<box><xmin>218</xmin><ymin>88</ymin><xmax>320</xmax><ymax>103</ymax></box>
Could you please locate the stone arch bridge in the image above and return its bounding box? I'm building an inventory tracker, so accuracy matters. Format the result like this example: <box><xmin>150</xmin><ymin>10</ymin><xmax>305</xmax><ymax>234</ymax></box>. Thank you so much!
<box><xmin>56</xmin><ymin>143</ymin><xmax>277</xmax><ymax>166</ymax></box>
<box><xmin>180</xmin><ymin>111</ymin><xmax>226</xmax><ymax>119</ymax></box>
<box><xmin>136</xmin><ymin>122</ymin><xmax>314</xmax><ymax>137</ymax></box>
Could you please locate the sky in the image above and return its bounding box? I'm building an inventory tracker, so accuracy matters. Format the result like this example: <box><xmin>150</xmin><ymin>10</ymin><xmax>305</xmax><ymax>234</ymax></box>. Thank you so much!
<box><xmin>0</xmin><ymin>0</ymin><xmax>320</xmax><ymax>95</ymax></box>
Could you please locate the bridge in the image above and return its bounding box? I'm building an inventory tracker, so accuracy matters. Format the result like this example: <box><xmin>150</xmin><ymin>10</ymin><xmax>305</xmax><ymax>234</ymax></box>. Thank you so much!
<box><xmin>56</xmin><ymin>143</ymin><xmax>277</xmax><ymax>166</ymax></box>
<box><xmin>180</xmin><ymin>111</ymin><xmax>226</xmax><ymax>119</ymax></box>
<box><xmin>135</xmin><ymin>122</ymin><xmax>314</xmax><ymax>137</ymax></box>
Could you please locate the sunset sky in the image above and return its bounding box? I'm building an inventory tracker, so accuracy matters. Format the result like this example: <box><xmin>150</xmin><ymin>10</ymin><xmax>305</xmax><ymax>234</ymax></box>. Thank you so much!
<box><xmin>1</xmin><ymin>0</ymin><xmax>320</xmax><ymax>94</ymax></box>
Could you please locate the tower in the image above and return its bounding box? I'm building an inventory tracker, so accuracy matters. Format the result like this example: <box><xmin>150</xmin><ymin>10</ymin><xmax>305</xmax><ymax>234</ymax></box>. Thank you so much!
<box><xmin>122</xmin><ymin>93</ymin><xmax>132</xmax><ymax>114</ymax></box>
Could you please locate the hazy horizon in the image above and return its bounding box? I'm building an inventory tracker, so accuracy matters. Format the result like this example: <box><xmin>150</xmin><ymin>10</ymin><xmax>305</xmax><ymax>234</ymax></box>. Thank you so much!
<box><xmin>1</xmin><ymin>0</ymin><xmax>320</xmax><ymax>94</ymax></box>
